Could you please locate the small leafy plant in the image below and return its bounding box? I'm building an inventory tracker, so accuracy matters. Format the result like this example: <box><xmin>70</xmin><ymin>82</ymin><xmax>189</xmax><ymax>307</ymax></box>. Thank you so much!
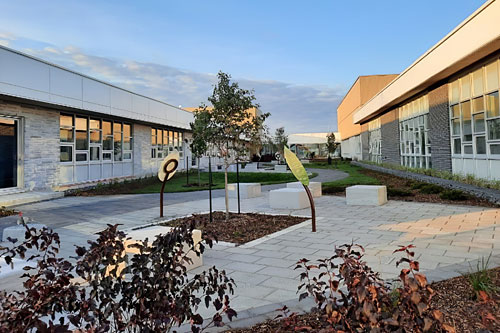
<box><xmin>440</xmin><ymin>189</ymin><xmax>469</xmax><ymax>201</ymax></box>
<box><xmin>465</xmin><ymin>254</ymin><xmax>498</xmax><ymax>298</ymax></box>
<box><xmin>0</xmin><ymin>222</ymin><xmax>236</xmax><ymax>332</ymax></box>
<box><xmin>295</xmin><ymin>243</ymin><xmax>455</xmax><ymax>332</ymax></box>
<box><xmin>418</xmin><ymin>184</ymin><xmax>443</xmax><ymax>194</ymax></box>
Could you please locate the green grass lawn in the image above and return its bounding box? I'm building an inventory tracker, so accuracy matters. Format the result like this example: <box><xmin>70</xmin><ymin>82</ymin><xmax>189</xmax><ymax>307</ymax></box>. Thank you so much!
<box><xmin>72</xmin><ymin>170</ymin><xmax>317</xmax><ymax>195</ymax></box>
<box><xmin>133</xmin><ymin>171</ymin><xmax>308</xmax><ymax>194</ymax></box>
<box><xmin>307</xmin><ymin>161</ymin><xmax>380</xmax><ymax>193</ymax></box>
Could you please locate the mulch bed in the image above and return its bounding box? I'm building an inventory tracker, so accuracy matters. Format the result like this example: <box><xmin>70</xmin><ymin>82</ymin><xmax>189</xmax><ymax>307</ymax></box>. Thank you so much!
<box><xmin>431</xmin><ymin>267</ymin><xmax>500</xmax><ymax>332</ymax></box>
<box><xmin>163</xmin><ymin>211</ymin><xmax>308</xmax><ymax>244</ymax></box>
<box><xmin>226</xmin><ymin>268</ymin><xmax>500</xmax><ymax>332</ymax></box>
<box><xmin>0</xmin><ymin>206</ymin><xmax>17</xmax><ymax>218</ymax></box>
<box><xmin>325</xmin><ymin>168</ymin><xmax>498</xmax><ymax>208</ymax></box>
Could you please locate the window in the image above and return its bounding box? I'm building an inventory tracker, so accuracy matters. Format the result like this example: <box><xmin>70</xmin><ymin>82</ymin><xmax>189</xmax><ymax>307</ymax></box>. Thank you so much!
<box><xmin>461</xmin><ymin>101</ymin><xmax>472</xmax><ymax>142</ymax></box>
<box><xmin>449</xmin><ymin>59</ymin><xmax>500</xmax><ymax>157</ymax></box>
<box><xmin>90</xmin><ymin>147</ymin><xmax>100</xmax><ymax>161</ymax></box>
<box><xmin>60</xmin><ymin>114</ymin><xmax>74</xmax><ymax>143</ymax></box>
<box><xmin>123</xmin><ymin>124</ymin><xmax>132</xmax><ymax>160</ymax></box>
<box><xmin>75</xmin><ymin>117</ymin><xmax>88</xmax><ymax>150</ymax></box>
<box><xmin>103</xmin><ymin>121</ymin><xmax>113</xmax><ymax>151</ymax></box>
<box><xmin>59</xmin><ymin>113</ymin><xmax>132</xmax><ymax>167</ymax></box>
<box><xmin>60</xmin><ymin>146</ymin><xmax>72</xmax><ymax>162</ymax></box>
<box><xmin>151</xmin><ymin>127</ymin><xmax>185</xmax><ymax>159</ymax></box>
<box><xmin>114</xmin><ymin>123</ymin><xmax>122</xmax><ymax>162</ymax></box>
<box><xmin>90</xmin><ymin>119</ymin><xmax>101</xmax><ymax>144</ymax></box>
<box><xmin>399</xmin><ymin>95</ymin><xmax>431</xmax><ymax>169</ymax></box>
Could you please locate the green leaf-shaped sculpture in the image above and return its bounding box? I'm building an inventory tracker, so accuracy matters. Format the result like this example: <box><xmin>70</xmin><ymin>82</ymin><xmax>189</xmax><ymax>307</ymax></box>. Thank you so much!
<box><xmin>284</xmin><ymin>146</ymin><xmax>309</xmax><ymax>186</ymax></box>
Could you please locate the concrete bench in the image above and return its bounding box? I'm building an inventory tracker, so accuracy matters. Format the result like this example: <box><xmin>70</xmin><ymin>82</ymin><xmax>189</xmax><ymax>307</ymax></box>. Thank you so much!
<box><xmin>228</xmin><ymin>183</ymin><xmax>261</xmax><ymax>199</ymax></box>
<box><xmin>274</xmin><ymin>164</ymin><xmax>288</xmax><ymax>172</ymax></box>
<box><xmin>108</xmin><ymin>226</ymin><xmax>203</xmax><ymax>276</ymax></box>
<box><xmin>269</xmin><ymin>188</ymin><xmax>309</xmax><ymax>209</ymax></box>
<box><xmin>287</xmin><ymin>181</ymin><xmax>322</xmax><ymax>198</ymax></box>
<box><xmin>242</xmin><ymin>163</ymin><xmax>258</xmax><ymax>171</ymax></box>
<box><xmin>346</xmin><ymin>185</ymin><xmax>387</xmax><ymax>206</ymax></box>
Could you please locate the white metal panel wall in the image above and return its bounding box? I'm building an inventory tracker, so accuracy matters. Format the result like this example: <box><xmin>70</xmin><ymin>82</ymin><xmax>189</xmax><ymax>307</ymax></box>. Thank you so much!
<box><xmin>0</xmin><ymin>46</ymin><xmax>193</xmax><ymax>130</ymax></box>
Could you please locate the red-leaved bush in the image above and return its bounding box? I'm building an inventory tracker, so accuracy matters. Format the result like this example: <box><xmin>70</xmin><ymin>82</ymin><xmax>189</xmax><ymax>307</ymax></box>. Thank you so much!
<box><xmin>295</xmin><ymin>243</ymin><xmax>456</xmax><ymax>332</ymax></box>
<box><xmin>0</xmin><ymin>222</ymin><xmax>236</xmax><ymax>332</ymax></box>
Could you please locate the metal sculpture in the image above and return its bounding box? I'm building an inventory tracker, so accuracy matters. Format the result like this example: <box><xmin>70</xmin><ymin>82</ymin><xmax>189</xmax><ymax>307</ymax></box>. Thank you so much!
<box><xmin>158</xmin><ymin>150</ymin><xmax>179</xmax><ymax>217</ymax></box>
<box><xmin>284</xmin><ymin>146</ymin><xmax>316</xmax><ymax>232</ymax></box>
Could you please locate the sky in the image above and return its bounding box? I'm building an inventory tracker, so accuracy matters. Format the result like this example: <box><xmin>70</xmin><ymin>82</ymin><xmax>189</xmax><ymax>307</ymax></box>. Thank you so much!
<box><xmin>0</xmin><ymin>0</ymin><xmax>487</xmax><ymax>134</ymax></box>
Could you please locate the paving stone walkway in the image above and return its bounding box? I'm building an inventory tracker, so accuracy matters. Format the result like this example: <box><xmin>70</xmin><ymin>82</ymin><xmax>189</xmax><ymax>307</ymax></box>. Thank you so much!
<box><xmin>1</xmin><ymin>170</ymin><xmax>499</xmax><ymax>330</ymax></box>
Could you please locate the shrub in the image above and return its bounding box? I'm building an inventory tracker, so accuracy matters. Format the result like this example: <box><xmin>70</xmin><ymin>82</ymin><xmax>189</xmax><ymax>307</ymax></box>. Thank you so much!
<box><xmin>0</xmin><ymin>223</ymin><xmax>236</xmax><ymax>332</ymax></box>
<box><xmin>387</xmin><ymin>187</ymin><xmax>414</xmax><ymax>197</ymax></box>
<box><xmin>322</xmin><ymin>185</ymin><xmax>346</xmax><ymax>194</ymax></box>
<box><xmin>418</xmin><ymin>184</ymin><xmax>443</xmax><ymax>194</ymax></box>
<box><xmin>295</xmin><ymin>243</ymin><xmax>455</xmax><ymax>332</ymax></box>
<box><xmin>440</xmin><ymin>189</ymin><xmax>469</xmax><ymax>201</ymax></box>
<box><xmin>0</xmin><ymin>206</ymin><xmax>17</xmax><ymax>217</ymax></box>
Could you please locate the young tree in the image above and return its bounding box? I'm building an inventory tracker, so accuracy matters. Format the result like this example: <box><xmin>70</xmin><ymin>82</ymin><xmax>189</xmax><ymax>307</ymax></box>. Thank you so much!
<box><xmin>326</xmin><ymin>132</ymin><xmax>339</xmax><ymax>165</ymax></box>
<box><xmin>273</xmin><ymin>127</ymin><xmax>288</xmax><ymax>163</ymax></box>
<box><xmin>190</xmin><ymin>108</ymin><xmax>211</xmax><ymax>185</ymax></box>
<box><xmin>203</xmin><ymin>71</ymin><xmax>269</xmax><ymax>221</ymax></box>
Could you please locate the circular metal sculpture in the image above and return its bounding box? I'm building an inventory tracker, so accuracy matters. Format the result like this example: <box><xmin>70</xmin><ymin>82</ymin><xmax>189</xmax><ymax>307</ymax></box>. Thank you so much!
<box><xmin>159</xmin><ymin>150</ymin><xmax>179</xmax><ymax>217</ymax></box>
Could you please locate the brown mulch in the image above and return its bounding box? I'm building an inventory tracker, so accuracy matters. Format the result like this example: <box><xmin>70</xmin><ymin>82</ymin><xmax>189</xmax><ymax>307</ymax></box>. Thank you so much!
<box><xmin>163</xmin><ymin>211</ymin><xmax>307</xmax><ymax>244</ymax></box>
<box><xmin>0</xmin><ymin>206</ymin><xmax>17</xmax><ymax>217</ymax></box>
<box><xmin>226</xmin><ymin>268</ymin><xmax>500</xmax><ymax>332</ymax></box>
<box><xmin>431</xmin><ymin>267</ymin><xmax>500</xmax><ymax>332</ymax></box>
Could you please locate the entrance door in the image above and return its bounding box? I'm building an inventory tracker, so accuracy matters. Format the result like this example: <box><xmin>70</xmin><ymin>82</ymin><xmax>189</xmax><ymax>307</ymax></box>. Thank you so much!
<box><xmin>0</xmin><ymin>118</ymin><xmax>18</xmax><ymax>189</ymax></box>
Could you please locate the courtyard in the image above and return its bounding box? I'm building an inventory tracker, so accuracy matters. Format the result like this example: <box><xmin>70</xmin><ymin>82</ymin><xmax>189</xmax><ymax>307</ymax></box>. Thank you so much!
<box><xmin>1</xmin><ymin>166</ymin><xmax>499</xmax><ymax>330</ymax></box>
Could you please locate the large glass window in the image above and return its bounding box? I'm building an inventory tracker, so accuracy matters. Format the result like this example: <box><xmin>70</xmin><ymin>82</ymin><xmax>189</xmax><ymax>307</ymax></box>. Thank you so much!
<box><xmin>59</xmin><ymin>114</ymin><xmax>132</xmax><ymax>165</ymax></box>
<box><xmin>450</xmin><ymin>59</ymin><xmax>500</xmax><ymax>157</ymax></box>
<box><xmin>151</xmin><ymin>128</ymin><xmax>184</xmax><ymax>159</ymax></box>
<box><xmin>399</xmin><ymin>95</ymin><xmax>431</xmax><ymax>169</ymax></box>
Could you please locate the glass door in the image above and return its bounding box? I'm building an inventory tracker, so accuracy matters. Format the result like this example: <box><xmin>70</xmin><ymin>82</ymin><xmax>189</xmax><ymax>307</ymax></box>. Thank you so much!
<box><xmin>0</xmin><ymin>117</ymin><xmax>18</xmax><ymax>189</ymax></box>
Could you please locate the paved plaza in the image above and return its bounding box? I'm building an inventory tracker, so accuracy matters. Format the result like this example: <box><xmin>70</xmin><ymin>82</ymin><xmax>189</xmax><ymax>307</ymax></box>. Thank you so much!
<box><xmin>1</xmin><ymin>169</ymin><xmax>500</xmax><ymax>330</ymax></box>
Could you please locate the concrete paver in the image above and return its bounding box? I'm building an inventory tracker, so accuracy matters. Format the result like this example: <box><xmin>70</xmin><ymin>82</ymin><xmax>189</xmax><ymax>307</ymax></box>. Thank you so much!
<box><xmin>1</xmin><ymin>168</ymin><xmax>500</xmax><ymax>329</ymax></box>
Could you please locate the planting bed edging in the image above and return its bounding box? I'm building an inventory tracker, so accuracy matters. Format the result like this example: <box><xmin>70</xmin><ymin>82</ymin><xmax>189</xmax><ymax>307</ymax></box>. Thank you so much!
<box><xmin>353</xmin><ymin>161</ymin><xmax>500</xmax><ymax>205</ymax></box>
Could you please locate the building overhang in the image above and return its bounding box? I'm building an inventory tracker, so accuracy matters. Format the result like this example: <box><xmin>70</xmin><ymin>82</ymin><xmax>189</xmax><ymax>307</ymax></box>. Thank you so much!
<box><xmin>353</xmin><ymin>0</ymin><xmax>500</xmax><ymax>124</ymax></box>
<box><xmin>0</xmin><ymin>45</ymin><xmax>193</xmax><ymax>130</ymax></box>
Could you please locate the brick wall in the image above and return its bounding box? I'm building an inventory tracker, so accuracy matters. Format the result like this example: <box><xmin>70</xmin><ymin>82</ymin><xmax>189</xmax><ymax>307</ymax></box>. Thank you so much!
<box><xmin>360</xmin><ymin>131</ymin><xmax>369</xmax><ymax>161</ymax></box>
<box><xmin>428</xmin><ymin>84</ymin><xmax>452</xmax><ymax>171</ymax></box>
<box><xmin>0</xmin><ymin>100</ymin><xmax>59</xmax><ymax>190</ymax></box>
<box><xmin>380</xmin><ymin>109</ymin><xmax>400</xmax><ymax>165</ymax></box>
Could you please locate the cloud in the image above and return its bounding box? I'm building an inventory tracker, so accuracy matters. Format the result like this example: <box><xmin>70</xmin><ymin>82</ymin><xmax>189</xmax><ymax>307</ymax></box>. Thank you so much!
<box><xmin>4</xmin><ymin>34</ymin><xmax>344</xmax><ymax>133</ymax></box>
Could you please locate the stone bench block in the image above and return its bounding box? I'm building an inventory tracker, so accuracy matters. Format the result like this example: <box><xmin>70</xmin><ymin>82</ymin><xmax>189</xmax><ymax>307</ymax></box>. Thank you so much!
<box><xmin>346</xmin><ymin>185</ymin><xmax>387</xmax><ymax>206</ymax></box>
<box><xmin>287</xmin><ymin>181</ymin><xmax>322</xmax><ymax>197</ymax></box>
<box><xmin>2</xmin><ymin>223</ymin><xmax>46</xmax><ymax>243</ymax></box>
<box><xmin>228</xmin><ymin>183</ymin><xmax>261</xmax><ymax>199</ymax></box>
<box><xmin>274</xmin><ymin>165</ymin><xmax>288</xmax><ymax>172</ymax></box>
<box><xmin>269</xmin><ymin>188</ymin><xmax>309</xmax><ymax>209</ymax></box>
<box><xmin>110</xmin><ymin>226</ymin><xmax>203</xmax><ymax>275</ymax></box>
<box><xmin>242</xmin><ymin>163</ymin><xmax>258</xmax><ymax>171</ymax></box>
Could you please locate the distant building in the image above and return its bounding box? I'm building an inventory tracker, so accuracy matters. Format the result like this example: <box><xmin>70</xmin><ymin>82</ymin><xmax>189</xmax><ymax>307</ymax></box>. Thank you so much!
<box><xmin>289</xmin><ymin>132</ymin><xmax>340</xmax><ymax>159</ymax></box>
<box><xmin>337</xmin><ymin>0</ymin><xmax>500</xmax><ymax>180</ymax></box>
<box><xmin>0</xmin><ymin>45</ymin><xmax>194</xmax><ymax>194</ymax></box>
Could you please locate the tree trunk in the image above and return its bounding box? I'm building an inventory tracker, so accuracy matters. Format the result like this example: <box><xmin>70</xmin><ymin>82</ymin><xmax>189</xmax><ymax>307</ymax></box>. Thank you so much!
<box><xmin>224</xmin><ymin>157</ymin><xmax>229</xmax><ymax>222</ymax></box>
<box><xmin>197</xmin><ymin>157</ymin><xmax>201</xmax><ymax>186</ymax></box>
